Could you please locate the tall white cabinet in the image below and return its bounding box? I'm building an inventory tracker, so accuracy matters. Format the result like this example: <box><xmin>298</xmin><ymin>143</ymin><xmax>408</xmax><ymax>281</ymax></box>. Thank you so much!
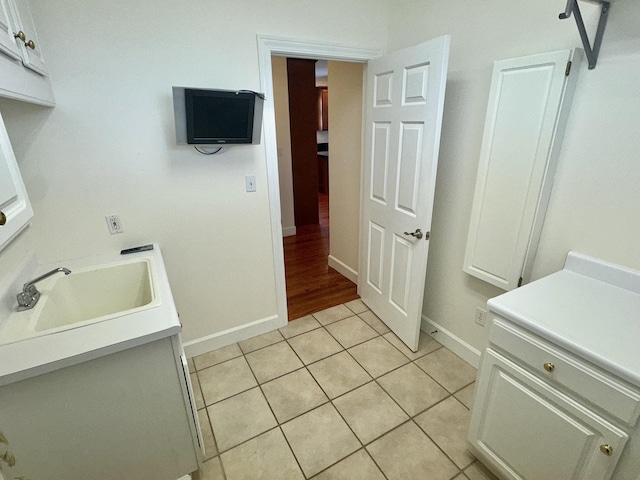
<box><xmin>463</xmin><ymin>49</ymin><xmax>581</xmax><ymax>290</ymax></box>
<box><xmin>468</xmin><ymin>252</ymin><xmax>640</xmax><ymax>480</ymax></box>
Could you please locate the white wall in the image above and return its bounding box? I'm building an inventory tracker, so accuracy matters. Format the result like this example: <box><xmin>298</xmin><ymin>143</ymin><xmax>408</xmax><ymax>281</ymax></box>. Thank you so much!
<box><xmin>0</xmin><ymin>0</ymin><xmax>389</xmax><ymax>348</ymax></box>
<box><xmin>328</xmin><ymin>61</ymin><xmax>364</xmax><ymax>279</ymax></box>
<box><xmin>271</xmin><ymin>56</ymin><xmax>295</xmax><ymax>237</ymax></box>
<box><xmin>387</xmin><ymin>0</ymin><xmax>640</xmax><ymax>353</ymax></box>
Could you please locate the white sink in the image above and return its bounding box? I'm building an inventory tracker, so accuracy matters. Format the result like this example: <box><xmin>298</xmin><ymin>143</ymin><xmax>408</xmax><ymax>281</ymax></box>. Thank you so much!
<box><xmin>0</xmin><ymin>257</ymin><xmax>162</xmax><ymax>345</ymax></box>
<box><xmin>33</xmin><ymin>260</ymin><xmax>156</xmax><ymax>332</ymax></box>
<box><xmin>0</xmin><ymin>244</ymin><xmax>180</xmax><ymax>387</ymax></box>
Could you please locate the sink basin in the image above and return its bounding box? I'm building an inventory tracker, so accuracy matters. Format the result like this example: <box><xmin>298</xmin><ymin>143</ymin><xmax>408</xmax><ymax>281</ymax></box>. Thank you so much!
<box><xmin>0</xmin><ymin>258</ymin><xmax>162</xmax><ymax>346</ymax></box>
<box><xmin>32</xmin><ymin>259</ymin><xmax>156</xmax><ymax>332</ymax></box>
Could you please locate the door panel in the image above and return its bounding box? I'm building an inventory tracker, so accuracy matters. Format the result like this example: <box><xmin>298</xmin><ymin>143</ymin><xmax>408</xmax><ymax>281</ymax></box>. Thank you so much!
<box><xmin>396</xmin><ymin>122</ymin><xmax>423</xmax><ymax>215</ymax></box>
<box><xmin>359</xmin><ymin>36</ymin><xmax>450</xmax><ymax>351</ymax></box>
<box><xmin>371</xmin><ymin>123</ymin><xmax>390</xmax><ymax>203</ymax></box>
<box><xmin>374</xmin><ymin>72</ymin><xmax>393</xmax><ymax>106</ymax></box>
<box><xmin>402</xmin><ymin>63</ymin><xmax>429</xmax><ymax>104</ymax></box>
<box><xmin>389</xmin><ymin>235</ymin><xmax>412</xmax><ymax>313</ymax></box>
<box><xmin>366</xmin><ymin>221</ymin><xmax>385</xmax><ymax>294</ymax></box>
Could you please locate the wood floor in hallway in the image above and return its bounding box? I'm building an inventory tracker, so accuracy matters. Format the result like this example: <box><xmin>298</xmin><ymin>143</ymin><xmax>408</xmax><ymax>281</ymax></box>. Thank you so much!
<box><xmin>284</xmin><ymin>193</ymin><xmax>359</xmax><ymax>321</ymax></box>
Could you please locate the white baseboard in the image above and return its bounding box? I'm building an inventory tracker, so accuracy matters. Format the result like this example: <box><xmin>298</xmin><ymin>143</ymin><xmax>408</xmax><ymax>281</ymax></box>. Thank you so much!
<box><xmin>182</xmin><ymin>314</ymin><xmax>284</xmax><ymax>358</ymax></box>
<box><xmin>421</xmin><ymin>315</ymin><xmax>481</xmax><ymax>368</ymax></box>
<box><xmin>328</xmin><ymin>255</ymin><xmax>358</xmax><ymax>284</ymax></box>
<box><xmin>282</xmin><ymin>226</ymin><xmax>296</xmax><ymax>237</ymax></box>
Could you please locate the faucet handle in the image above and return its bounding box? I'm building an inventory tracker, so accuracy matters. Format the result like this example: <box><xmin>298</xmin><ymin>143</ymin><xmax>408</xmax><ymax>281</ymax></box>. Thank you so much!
<box><xmin>17</xmin><ymin>288</ymin><xmax>40</xmax><ymax>311</ymax></box>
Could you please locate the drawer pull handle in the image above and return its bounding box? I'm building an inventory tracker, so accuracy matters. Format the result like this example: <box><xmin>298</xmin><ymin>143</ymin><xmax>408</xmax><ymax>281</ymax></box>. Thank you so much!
<box><xmin>543</xmin><ymin>362</ymin><xmax>555</xmax><ymax>372</ymax></box>
<box><xmin>600</xmin><ymin>444</ymin><xmax>613</xmax><ymax>456</ymax></box>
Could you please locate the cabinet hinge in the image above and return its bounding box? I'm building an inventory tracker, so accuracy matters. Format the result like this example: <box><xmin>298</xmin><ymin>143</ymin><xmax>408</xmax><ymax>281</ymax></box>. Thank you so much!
<box><xmin>518</xmin><ymin>277</ymin><xmax>523</xmax><ymax>287</ymax></box>
<box><xmin>565</xmin><ymin>61</ymin><xmax>572</xmax><ymax>76</ymax></box>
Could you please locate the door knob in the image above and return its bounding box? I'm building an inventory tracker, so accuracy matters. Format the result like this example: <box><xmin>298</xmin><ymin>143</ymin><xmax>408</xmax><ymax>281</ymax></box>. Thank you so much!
<box><xmin>403</xmin><ymin>229</ymin><xmax>424</xmax><ymax>240</ymax></box>
<box><xmin>600</xmin><ymin>444</ymin><xmax>613</xmax><ymax>456</ymax></box>
<box><xmin>0</xmin><ymin>211</ymin><xmax>6</xmax><ymax>226</ymax></box>
<box><xmin>25</xmin><ymin>39</ymin><xmax>36</xmax><ymax>50</ymax></box>
<box><xmin>14</xmin><ymin>31</ymin><xmax>25</xmax><ymax>42</ymax></box>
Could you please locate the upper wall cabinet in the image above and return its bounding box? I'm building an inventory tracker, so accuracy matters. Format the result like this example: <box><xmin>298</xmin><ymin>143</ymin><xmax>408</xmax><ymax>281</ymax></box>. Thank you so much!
<box><xmin>0</xmin><ymin>111</ymin><xmax>34</xmax><ymax>253</ymax></box>
<box><xmin>7</xmin><ymin>0</ymin><xmax>47</xmax><ymax>75</ymax></box>
<box><xmin>463</xmin><ymin>49</ymin><xmax>582</xmax><ymax>291</ymax></box>
<box><xmin>0</xmin><ymin>0</ymin><xmax>53</xmax><ymax>105</ymax></box>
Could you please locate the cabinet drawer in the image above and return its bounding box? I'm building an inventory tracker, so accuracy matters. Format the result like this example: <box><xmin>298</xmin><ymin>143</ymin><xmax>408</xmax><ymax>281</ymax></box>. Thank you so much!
<box><xmin>490</xmin><ymin>317</ymin><xmax>640</xmax><ymax>426</ymax></box>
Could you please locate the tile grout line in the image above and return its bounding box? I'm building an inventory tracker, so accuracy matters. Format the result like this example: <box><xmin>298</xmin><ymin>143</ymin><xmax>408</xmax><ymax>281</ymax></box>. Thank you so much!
<box><xmin>192</xmin><ymin>303</ymin><xmax>478</xmax><ymax>479</ymax></box>
<box><xmin>283</xmin><ymin>318</ymin><xmax>368</xmax><ymax>478</ymax></box>
<box><xmin>315</xmin><ymin>316</ymin><xmax>473</xmax><ymax>476</ymax></box>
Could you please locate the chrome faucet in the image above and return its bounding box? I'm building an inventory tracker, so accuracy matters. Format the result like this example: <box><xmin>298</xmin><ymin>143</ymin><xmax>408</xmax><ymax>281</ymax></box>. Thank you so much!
<box><xmin>17</xmin><ymin>267</ymin><xmax>71</xmax><ymax>311</ymax></box>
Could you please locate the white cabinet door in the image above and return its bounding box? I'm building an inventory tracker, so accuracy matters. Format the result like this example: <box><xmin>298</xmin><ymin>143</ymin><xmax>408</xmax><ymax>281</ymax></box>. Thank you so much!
<box><xmin>469</xmin><ymin>349</ymin><xmax>627</xmax><ymax>480</ymax></box>
<box><xmin>0</xmin><ymin>0</ymin><xmax>21</xmax><ymax>60</ymax></box>
<box><xmin>0</xmin><ymin>112</ymin><xmax>33</xmax><ymax>253</ymax></box>
<box><xmin>8</xmin><ymin>0</ymin><xmax>46</xmax><ymax>76</ymax></box>
<box><xmin>0</xmin><ymin>338</ymin><xmax>199</xmax><ymax>480</ymax></box>
<box><xmin>463</xmin><ymin>49</ymin><xmax>581</xmax><ymax>290</ymax></box>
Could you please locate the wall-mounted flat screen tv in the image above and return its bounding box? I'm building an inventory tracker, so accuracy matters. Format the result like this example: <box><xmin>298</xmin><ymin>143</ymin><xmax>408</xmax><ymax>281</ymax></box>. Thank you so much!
<box><xmin>172</xmin><ymin>87</ymin><xmax>264</xmax><ymax>145</ymax></box>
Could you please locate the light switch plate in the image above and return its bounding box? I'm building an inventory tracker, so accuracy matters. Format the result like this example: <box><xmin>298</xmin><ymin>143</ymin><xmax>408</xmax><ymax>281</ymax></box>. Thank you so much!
<box><xmin>245</xmin><ymin>175</ymin><xmax>256</xmax><ymax>192</ymax></box>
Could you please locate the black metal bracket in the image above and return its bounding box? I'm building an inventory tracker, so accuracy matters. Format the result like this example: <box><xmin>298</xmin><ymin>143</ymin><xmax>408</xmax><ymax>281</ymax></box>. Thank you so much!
<box><xmin>559</xmin><ymin>0</ymin><xmax>611</xmax><ymax>69</ymax></box>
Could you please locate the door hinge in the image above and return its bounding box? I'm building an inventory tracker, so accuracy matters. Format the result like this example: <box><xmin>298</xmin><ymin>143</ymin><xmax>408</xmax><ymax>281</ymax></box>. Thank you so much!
<box><xmin>565</xmin><ymin>61</ymin><xmax>572</xmax><ymax>76</ymax></box>
<box><xmin>517</xmin><ymin>277</ymin><xmax>523</xmax><ymax>287</ymax></box>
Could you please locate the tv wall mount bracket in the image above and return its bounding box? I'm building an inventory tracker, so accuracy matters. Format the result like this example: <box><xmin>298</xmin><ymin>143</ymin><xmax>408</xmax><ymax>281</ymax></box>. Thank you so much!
<box><xmin>559</xmin><ymin>0</ymin><xmax>611</xmax><ymax>69</ymax></box>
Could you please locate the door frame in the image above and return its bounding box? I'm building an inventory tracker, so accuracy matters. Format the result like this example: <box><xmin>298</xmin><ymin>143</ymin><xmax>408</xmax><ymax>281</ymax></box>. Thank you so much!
<box><xmin>257</xmin><ymin>35</ymin><xmax>381</xmax><ymax>326</ymax></box>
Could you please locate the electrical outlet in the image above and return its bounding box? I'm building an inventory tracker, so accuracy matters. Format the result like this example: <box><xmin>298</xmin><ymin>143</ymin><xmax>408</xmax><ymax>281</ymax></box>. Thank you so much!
<box><xmin>106</xmin><ymin>215</ymin><xmax>124</xmax><ymax>234</ymax></box>
<box><xmin>245</xmin><ymin>175</ymin><xmax>257</xmax><ymax>192</ymax></box>
<box><xmin>475</xmin><ymin>307</ymin><xmax>487</xmax><ymax>327</ymax></box>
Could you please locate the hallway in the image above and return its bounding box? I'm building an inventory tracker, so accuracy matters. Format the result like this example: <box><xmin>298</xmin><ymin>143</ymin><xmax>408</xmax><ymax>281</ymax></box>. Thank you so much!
<box><xmin>284</xmin><ymin>193</ymin><xmax>359</xmax><ymax>321</ymax></box>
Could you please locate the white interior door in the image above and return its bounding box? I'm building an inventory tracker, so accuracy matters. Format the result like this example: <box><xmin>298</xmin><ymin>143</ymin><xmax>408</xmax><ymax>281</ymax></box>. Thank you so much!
<box><xmin>359</xmin><ymin>36</ymin><xmax>450</xmax><ymax>351</ymax></box>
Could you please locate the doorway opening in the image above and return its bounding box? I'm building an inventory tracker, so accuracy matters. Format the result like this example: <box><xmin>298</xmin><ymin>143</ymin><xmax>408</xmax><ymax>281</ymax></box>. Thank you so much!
<box><xmin>270</xmin><ymin>54</ymin><xmax>366</xmax><ymax>320</ymax></box>
<box><xmin>257</xmin><ymin>36</ymin><xmax>380</xmax><ymax>326</ymax></box>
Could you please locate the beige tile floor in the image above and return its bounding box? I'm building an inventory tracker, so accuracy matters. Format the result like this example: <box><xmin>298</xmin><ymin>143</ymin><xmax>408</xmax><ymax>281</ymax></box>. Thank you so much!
<box><xmin>188</xmin><ymin>300</ymin><xmax>498</xmax><ymax>480</ymax></box>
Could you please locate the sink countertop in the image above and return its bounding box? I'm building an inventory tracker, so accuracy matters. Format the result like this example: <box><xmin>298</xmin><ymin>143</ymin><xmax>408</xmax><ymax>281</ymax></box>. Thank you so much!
<box><xmin>0</xmin><ymin>244</ymin><xmax>181</xmax><ymax>386</ymax></box>
<box><xmin>487</xmin><ymin>252</ymin><xmax>640</xmax><ymax>388</ymax></box>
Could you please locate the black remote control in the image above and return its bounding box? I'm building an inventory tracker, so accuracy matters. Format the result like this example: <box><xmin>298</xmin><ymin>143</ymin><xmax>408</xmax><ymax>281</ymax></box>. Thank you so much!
<box><xmin>120</xmin><ymin>244</ymin><xmax>154</xmax><ymax>255</ymax></box>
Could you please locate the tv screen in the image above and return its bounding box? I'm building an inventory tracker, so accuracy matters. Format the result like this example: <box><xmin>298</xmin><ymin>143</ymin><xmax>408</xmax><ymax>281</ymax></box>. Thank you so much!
<box><xmin>172</xmin><ymin>87</ymin><xmax>264</xmax><ymax>146</ymax></box>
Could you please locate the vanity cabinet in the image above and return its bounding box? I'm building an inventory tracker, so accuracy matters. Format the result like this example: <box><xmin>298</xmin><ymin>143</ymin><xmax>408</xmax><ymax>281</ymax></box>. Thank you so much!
<box><xmin>470</xmin><ymin>326</ymin><xmax>632</xmax><ymax>479</ymax></box>
<box><xmin>468</xmin><ymin>252</ymin><xmax>640</xmax><ymax>480</ymax></box>
<box><xmin>0</xmin><ymin>335</ymin><xmax>202</xmax><ymax>480</ymax></box>
<box><xmin>0</xmin><ymin>112</ymin><xmax>34</xmax><ymax>254</ymax></box>
<box><xmin>0</xmin><ymin>0</ymin><xmax>53</xmax><ymax>105</ymax></box>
